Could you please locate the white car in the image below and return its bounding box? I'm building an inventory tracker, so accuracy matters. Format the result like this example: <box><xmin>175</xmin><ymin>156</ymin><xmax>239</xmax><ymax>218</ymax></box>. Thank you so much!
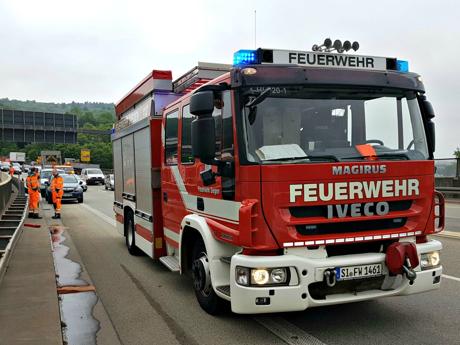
<box><xmin>81</xmin><ymin>168</ymin><xmax>105</xmax><ymax>185</ymax></box>
<box><xmin>39</xmin><ymin>169</ymin><xmax>65</xmax><ymax>196</ymax></box>
<box><xmin>75</xmin><ymin>175</ymin><xmax>88</xmax><ymax>192</ymax></box>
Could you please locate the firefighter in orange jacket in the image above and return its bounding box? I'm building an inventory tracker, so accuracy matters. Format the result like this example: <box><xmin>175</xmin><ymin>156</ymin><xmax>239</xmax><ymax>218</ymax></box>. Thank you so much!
<box><xmin>51</xmin><ymin>169</ymin><xmax>64</xmax><ymax>219</ymax></box>
<box><xmin>26</xmin><ymin>167</ymin><xmax>42</xmax><ymax>219</ymax></box>
<box><xmin>9</xmin><ymin>164</ymin><xmax>14</xmax><ymax>176</ymax></box>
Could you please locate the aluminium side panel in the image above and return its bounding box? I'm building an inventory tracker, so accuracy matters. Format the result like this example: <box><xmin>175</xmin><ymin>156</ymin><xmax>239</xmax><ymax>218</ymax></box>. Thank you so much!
<box><xmin>133</xmin><ymin>126</ymin><xmax>152</xmax><ymax>215</ymax></box>
<box><xmin>113</xmin><ymin>138</ymin><xmax>123</xmax><ymax>203</ymax></box>
<box><xmin>121</xmin><ymin>134</ymin><xmax>136</xmax><ymax>196</ymax></box>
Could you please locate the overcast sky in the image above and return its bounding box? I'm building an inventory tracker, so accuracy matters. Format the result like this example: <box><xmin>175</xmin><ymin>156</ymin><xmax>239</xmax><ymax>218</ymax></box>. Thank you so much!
<box><xmin>0</xmin><ymin>0</ymin><xmax>459</xmax><ymax>157</ymax></box>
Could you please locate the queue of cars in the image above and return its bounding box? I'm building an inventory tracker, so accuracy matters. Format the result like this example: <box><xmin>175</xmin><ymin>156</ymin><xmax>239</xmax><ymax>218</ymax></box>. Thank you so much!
<box><xmin>44</xmin><ymin>173</ymin><xmax>84</xmax><ymax>204</ymax></box>
<box><xmin>0</xmin><ymin>161</ymin><xmax>22</xmax><ymax>174</ymax></box>
<box><xmin>23</xmin><ymin>166</ymin><xmax>113</xmax><ymax>206</ymax></box>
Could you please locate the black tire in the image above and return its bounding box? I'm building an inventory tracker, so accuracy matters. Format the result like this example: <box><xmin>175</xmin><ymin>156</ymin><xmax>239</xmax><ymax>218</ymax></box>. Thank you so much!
<box><xmin>105</xmin><ymin>184</ymin><xmax>108</xmax><ymax>190</ymax></box>
<box><xmin>191</xmin><ymin>239</ymin><xmax>228</xmax><ymax>315</ymax></box>
<box><xmin>78</xmin><ymin>197</ymin><xmax>83</xmax><ymax>203</ymax></box>
<box><xmin>47</xmin><ymin>195</ymin><xmax>52</xmax><ymax>204</ymax></box>
<box><xmin>125</xmin><ymin>214</ymin><xmax>142</xmax><ymax>256</ymax></box>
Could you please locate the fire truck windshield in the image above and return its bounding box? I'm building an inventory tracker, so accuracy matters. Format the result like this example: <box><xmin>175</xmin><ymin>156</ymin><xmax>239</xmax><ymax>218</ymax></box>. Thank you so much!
<box><xmin>240</xmin><ymin>86</ymin><xmax>429</xmax><ymax>164</ymax></box>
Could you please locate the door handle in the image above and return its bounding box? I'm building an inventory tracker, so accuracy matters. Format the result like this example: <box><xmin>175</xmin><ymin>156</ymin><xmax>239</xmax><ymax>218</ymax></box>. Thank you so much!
<box><xmin>163</xmin><ymin>192</ymin><xmax>168</xmax><ymax>202</ymax></box>
<box><xmin>197</xmin><ymin>197</ymin><xmax>204</xmax><ymax>211</ymax></box>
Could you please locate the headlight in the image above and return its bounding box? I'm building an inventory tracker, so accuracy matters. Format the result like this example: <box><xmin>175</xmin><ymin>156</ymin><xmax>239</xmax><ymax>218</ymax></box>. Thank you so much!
<box><xmin>235</xmin><ymin>266</ymin><xmax>250</xmax><ymax>286</ymax></box>
<box><xmin>235</xmin><ymin>266</ymin><xmax>289</xmax><ymax>286</ymax></box>
<box><xmin>252</xmin><ymin>269</ymin><xmax>270</xmax><ymax>285</ymax></box>
<box><xmin>420</xmin><ymin>251</ymin><xmax>440</xmax><ymax>270</ymax></box>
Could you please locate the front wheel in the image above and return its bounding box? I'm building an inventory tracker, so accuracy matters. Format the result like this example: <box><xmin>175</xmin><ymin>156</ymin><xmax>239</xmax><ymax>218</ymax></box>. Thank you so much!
<box><xmin>191</xmin><ymin>240</ymin><xmax>228</xmax><ymax>315</ymax></box>
<box><xmin>77</xmin><ymin>197</ymin><xmax>83</xmax><ymax>203</ymax></box>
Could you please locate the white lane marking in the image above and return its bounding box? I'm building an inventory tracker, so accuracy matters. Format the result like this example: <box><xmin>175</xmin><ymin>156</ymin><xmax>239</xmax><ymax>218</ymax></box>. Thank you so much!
<box><xmin>254</xmin><ymin>317</ymin><xmax>326</xmax><ymax>345</ymax></box>
<box><xmin>433</xmin><ymin>231</ymin><xmax>460</xmax><ymax>239</ymax></box>
<box><xmin>80</xmin><ymin>203</ymin><xmax>116</xmax><ymax>227</ymax></box>
<box><xmin>442</xmin><ymin>274</ymin><xmax>460</xmax><ymax>282</ymax></box>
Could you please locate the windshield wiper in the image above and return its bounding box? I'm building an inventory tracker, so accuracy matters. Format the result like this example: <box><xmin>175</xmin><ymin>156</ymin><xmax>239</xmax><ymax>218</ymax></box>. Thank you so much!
<box><xmin>245</xmin><ymin>88</ymin><xmax>271</xmax><ymax>108</ymax></box>
<box><xmin>342</xmin><ymin>152</ymin><xmax>410</xmax><ymax>160</ymax></box>
<box><xmin>245</xmin><ymin>89</ymin><xmax>272</xmax><ymax>125</ymax></box>
<box><xmin>261</xmin><ymin>154</ymin><xmax>340</xmax><ymax>163</ymax></box>
<box><xmin>307</xmin><ymin>154</ymin><xmax>340</xmax><ymax>162</ymax></box>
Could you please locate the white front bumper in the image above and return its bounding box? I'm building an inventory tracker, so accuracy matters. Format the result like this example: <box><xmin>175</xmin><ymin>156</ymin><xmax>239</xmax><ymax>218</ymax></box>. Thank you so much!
<box><xmin>229</xmin><ymin>239</ymin><xmax>442</xmax><ymax>314</ymax></box>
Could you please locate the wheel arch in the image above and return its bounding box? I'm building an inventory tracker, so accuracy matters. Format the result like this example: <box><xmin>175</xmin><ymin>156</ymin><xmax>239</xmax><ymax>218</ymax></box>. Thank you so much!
<box><xmin>179</xmin><ymin>214</ymin><xmax>240</xmax><ymax>295</ymax></box>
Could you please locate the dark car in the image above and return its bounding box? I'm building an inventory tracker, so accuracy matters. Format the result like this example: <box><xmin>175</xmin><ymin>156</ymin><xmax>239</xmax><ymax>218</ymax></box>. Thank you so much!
<box><xmin>45</xmin><ymin>174</ymin><xmax>84</xmax><ymax>203</ymax></box>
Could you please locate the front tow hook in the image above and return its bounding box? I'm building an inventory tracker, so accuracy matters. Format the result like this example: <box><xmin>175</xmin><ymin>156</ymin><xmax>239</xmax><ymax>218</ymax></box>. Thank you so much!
<box><xmin>324</xmin><ymin>268</ymin><xmax>337</xmax><ymax>287</ymax></box>
<box><xmin>402</xmin><ymin>259</ymin><xmax>417</xmax><ymax>283</ymax></box>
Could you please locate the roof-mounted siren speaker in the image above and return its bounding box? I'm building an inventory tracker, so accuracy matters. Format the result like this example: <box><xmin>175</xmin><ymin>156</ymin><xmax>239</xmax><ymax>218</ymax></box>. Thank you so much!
<box><xmin>312</xmin><ymin>38</ymin><xmax>332</xmax><ymax>52</ymax></box>
<box><xmin>352</xmin><ymin>41</ymin><xmax>360</xmax><ymax>51</ymax></box>
<box><xmin>343</xmin><ymin>41</ymin><xmax>352</xmax><ymax>52</ymax></box>
<box><xmin>334</xmin><ymin>40</ymin><xmax>359</xmax><ymax>54</ymax></box>
<box><xmin>333</xmin><ymin>40</ymin><xmax>343</xmax><ymax>53</ymax></box>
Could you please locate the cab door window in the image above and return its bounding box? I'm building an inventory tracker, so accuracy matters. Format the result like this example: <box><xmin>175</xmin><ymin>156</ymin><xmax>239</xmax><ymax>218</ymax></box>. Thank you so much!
<box><xmin>165</xmin><ymin>110</ymin><xmax>179</xmax><ymax>165</ymax></box>
<box><xmin>181</xmin><ymin>105</ymin><xmax>195</xmax><ymax>164</ymax></box>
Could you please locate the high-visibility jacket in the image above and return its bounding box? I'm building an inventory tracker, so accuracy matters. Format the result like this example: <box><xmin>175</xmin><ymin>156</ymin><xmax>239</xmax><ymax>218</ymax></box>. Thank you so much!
<box><xmin>9</xmin><ymin>167</ymin><xmax>14</xmax><ymax>176</ymax></box>
<box><xmin>51</xmin><ymin>175</ymin><xmax>64</xmax><ymax>193</ymax></box>
<box><xmin>26</xmin><ymin>174</ymin><xmax>39</xmax><ymax>193</ymax></box>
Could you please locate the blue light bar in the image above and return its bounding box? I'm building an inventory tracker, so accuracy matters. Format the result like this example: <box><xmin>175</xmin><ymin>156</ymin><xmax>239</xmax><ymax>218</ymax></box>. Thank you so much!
<box><xmin>233</xmin><ymin>49</ymin><xmax>258</xmax><ymax>65</ymax></box>
<box><xmin>396</xmin><ymin>59</ymin><xmax>409</xmax><ymax>73</ymax></box>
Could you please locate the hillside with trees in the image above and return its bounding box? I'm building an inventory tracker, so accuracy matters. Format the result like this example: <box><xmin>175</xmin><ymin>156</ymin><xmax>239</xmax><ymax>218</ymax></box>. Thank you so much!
<box><xmin>0</xmin><ymin>98</ymin><xmax>116</xmax><ymax>168</ymax></box>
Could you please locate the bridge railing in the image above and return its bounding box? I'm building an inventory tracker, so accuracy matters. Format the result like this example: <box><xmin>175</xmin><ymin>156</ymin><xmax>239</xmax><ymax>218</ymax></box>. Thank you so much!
<box><xmin>435</xmin><ymin>158</ymin><xmax>460</xmax><ymax>198</ymax></box>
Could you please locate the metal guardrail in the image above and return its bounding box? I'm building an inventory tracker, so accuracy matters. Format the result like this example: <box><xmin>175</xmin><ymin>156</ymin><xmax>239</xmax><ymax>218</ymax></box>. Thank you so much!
<box><xmin>436</xmin><ymin>187</ymin><xmax>460</xmax><ymax>195</ymax></box>
<box><xmin>0</xmin><ymin>179</ymin><xmax>28</xmax><ymax>282</ymax></box>
<box><xmin>435</xmin><ymin>158</ymin><xmax>460</xmax><ymax>178</ymax></box>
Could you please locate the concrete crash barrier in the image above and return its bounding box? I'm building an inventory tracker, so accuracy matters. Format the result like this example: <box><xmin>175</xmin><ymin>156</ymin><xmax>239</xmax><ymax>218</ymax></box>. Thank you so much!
<box><xmin>0</xmin><ymin>174</ymin><xmax>29</xmax><ymax>282</ymax></box>
<box><xmin>0</xmin><ymin>172</ymin><xmax>12</xmax><ymax>214</ymax></box>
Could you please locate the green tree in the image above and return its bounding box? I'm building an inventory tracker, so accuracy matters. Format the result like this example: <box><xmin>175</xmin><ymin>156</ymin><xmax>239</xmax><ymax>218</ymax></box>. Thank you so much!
<box><xmin>454</xmin><ymin>148</ymin><xmax>460</xmax><ymax>158</ymax></box>
<box><xmin>0</xmin><ymin>142</ymin><xmax>19</xmax><ymax>157</ymax></box>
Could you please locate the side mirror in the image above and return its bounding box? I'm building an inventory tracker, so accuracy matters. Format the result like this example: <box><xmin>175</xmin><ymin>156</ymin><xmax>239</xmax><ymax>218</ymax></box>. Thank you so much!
<box><xmin>422</xmin><ymin>100</ymin><xmax>435</xmax><ymax>153</ymax></box>
<box><xmin>190</xmin><ymin>91</ymin><xmax>214</xmax><ymax>116</ymax></box>
<box><xmin>44</xmin><ymin>181</ymin><xmax>50</xmax><ymax>186</ymax></box>
<box><xmin>427</xmin><ymin>121</ymin><xmax>435</xmax><ymax>153</ymax></box>
<box><xmin>191</xmin><ymin>116</ymin><xmax>216</xmax><ymax>162</ymax></box>
<box><xmin>79</xmin><ymin>180</ymin><xmax>83</xmax><ymax>185</ymax></box>
<box><xmin>423</xmin><ymin>100</ymin><xmax>435</xmax><ymax>119</ymax></box>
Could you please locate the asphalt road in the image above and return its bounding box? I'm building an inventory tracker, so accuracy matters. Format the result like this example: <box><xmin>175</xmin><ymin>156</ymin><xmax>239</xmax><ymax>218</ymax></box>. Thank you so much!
<box><xmin>446</xmin><ymin>203</ymin><xmax>460</xmax><ymax>232</ymax></box>
<box><xmin>58</xmin><ymin>186</ymin><xmax>460</xmax><ymax>345</ymax></box>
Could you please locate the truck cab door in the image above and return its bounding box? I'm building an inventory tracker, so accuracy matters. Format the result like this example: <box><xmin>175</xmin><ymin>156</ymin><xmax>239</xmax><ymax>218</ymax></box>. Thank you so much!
<box><xmin>161</xmin><ymin>109</ymin><xmax>183</xmax><ymax>249</ymax></box>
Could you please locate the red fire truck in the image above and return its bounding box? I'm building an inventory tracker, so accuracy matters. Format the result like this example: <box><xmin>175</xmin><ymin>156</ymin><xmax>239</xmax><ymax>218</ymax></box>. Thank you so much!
<box><xmin>112</xmin><ymin>44</ymin><xmax>444</xmax><ymax>315</ymax></box>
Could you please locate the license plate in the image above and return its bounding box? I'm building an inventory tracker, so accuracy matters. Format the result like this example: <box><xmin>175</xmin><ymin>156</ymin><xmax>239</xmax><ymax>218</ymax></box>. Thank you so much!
<box><xmin>336</xmin><ymin>263</ymin><xmax>383</xmax><ymax>281</ymax></box>
<box><xmin>63</xmin><ymin>193</ymin><xmax>72</xmax><ymax>197</ymax></box>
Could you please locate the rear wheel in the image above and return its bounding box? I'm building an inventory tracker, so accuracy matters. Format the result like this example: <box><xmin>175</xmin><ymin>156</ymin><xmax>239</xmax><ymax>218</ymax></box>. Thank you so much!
<box><xmin>191</xmin><ymin>239</ymin><xmax>228</xmax><ymax>315</ymax></box>
<box><xmin>125</xmin><ymin>214</ymin><xmax>142</xmax><ymax>255</ymax></box>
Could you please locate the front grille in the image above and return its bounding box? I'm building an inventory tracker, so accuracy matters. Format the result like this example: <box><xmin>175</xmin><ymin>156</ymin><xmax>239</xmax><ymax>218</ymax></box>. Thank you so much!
<box><xmin>290</xmin><ymin>200</ymin><xmax>412</xmax><ymax>218</ymax></box>
<box><xmin>309</xmin><ymin>276</ymin><xmax>386</xmax><ymax>300</ymax></box>
<box><xmin>296</xmin><ymin>217</ymin><xmax>407</xmax><ymax>236</ymax></box>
